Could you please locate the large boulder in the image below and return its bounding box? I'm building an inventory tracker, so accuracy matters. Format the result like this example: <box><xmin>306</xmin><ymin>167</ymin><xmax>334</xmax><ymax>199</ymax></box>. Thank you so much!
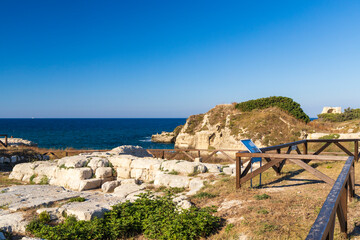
<box><xmin>87</xmin><ymin>157</ymin><xmax>109</xmax><ymax>171</ymax></box>
<box><xmin>154</xmin><ymin>172</ymin><xmax>190</xmax><ymax>188</ymax></box>
<box><xmin>57</xmin><ymin>156</ymin><xmax>88</xmax><ymax>168</ymax></box>
<box><xmin>110</xmin><ymin>145</ymin><xmax>152</xmax><ymax>157</ymax></box>
<box><xmin>161</xmin><ymin>160</ymin><xmax>207</xmax><ymax>175</ymax></box>
<box><xmin>113</xmin><ymin>183</ymin><xmax>145</xmax><ymax>198</ymax></box>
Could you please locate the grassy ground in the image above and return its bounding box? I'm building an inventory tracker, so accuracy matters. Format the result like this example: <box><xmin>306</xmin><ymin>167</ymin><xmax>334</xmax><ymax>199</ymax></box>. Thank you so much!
<box><xmin>190</xmin><ymin>160</ymin><xmax>360</xmax><ymax>240</ymax></box>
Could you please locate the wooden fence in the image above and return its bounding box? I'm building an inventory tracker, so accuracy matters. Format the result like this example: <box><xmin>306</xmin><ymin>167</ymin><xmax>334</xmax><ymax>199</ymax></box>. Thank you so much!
<box><xmin>147</xmin><ymin>148</ymin><xmax>238</xmax><ymax>162</ymax></box>
<box><xmin>236</xmin><ymin>139</ymin><xmax>359</xmax><ymax>239</ymax></box>
<box><xmin>0</xmin><ymin>134</ymin><xmax>8</xmax><ymax>148</ymax></box>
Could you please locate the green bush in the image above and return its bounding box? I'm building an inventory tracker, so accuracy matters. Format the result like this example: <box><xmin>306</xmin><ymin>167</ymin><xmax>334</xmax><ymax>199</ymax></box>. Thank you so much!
<box><xmin>67</xmin><ymin>197</ymin><xmax>86</xmax><ymax>203</ymax></box>
<box><xmin>254</xmin><ymin>194</ymin><xmax>270</xmax><ymax>200</ymax></box>
<box><xmin>192</xmin><ymin>192</ymin><xmax>218</xmax><ymax>199</ymax></box>
<box><xmin>26</xmin><ymin>193</ymin><xmax>220</xmax><ymax>240</ymax></box>
<box><xmin>318</xmin><ymin>108</ymin><xmax>360</xmax><ymax>122</ymax></box>
<box><xmin>319</xmin><ymin>134</ymin><xmax>340</xmax><ymax>140</ymax></box>
<box><xmin>235</xmin><ymin>96</ymin><xmax>310</xmax><ymax>123</ymax></box>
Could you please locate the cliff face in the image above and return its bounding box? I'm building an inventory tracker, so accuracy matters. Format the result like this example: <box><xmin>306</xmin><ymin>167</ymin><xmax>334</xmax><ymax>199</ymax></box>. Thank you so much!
<box><xmin>174</xmin><ymin>104</ymin><xmax>310</xmax><ymax>150</ymax></box>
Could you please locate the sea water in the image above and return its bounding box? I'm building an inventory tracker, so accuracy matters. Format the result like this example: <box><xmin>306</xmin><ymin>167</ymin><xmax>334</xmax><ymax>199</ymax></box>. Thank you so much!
<box><xmin>0</xmin><ymin>118</ymin><xmax>186</xmax><ymax>150</ymax></box>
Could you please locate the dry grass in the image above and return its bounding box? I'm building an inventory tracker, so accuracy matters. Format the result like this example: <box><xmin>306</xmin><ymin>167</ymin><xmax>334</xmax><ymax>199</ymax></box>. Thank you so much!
<box><xmin>0</xmin><ymin>172</ymin><xmax>25</xmax><ymax>187</ymax></box>
<box><xmin>190</xmin><ymin>160</ymin><xmax>360</xmax><ymax>240</ymax></box>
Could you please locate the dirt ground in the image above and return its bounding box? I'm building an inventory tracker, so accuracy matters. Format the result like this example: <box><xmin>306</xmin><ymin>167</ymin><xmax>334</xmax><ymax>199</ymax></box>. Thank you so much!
<box><xmin>190</xmin><ymin>160</ymin><xmax>360</xmax><ymax>240</ymax></box>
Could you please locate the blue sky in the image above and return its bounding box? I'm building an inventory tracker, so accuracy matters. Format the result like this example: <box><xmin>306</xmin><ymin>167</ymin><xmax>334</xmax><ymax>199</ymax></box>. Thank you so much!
<box><xmin>1</xmin><ymin>0</ymin><xmax>359</xmax><ymax>118</ymax></box>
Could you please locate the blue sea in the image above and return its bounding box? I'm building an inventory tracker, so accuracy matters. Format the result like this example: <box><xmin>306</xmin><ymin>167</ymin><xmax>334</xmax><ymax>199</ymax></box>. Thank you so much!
<box><xmin>0</xmin><ymin>119</ymin><xmax>186</xmax><ymax>150</ymax></box>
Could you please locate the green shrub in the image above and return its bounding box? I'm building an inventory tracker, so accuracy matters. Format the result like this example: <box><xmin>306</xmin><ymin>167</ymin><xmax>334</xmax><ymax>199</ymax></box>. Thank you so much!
<box><xmin>192</xmin><ymin>192</ymin><xmax>218</xmax><ymax>199</ymax></box>
<box><xmin>235</xmin><ymin>96</ymin><xmax>310</xmax><ymax>123</ymax></box>
<box><xmin>254</xmin><ymin>194</ymin><xmax>270</xmax><ymax>200</ymax></box>
<box><xmin>38</xmin><ymin>211</ymin><xmax>51</xmax><ymax>223</ymax></box>
<box><xmin>39</xmin><ymin>176</ymin><xmax>49</xmax><ymax>185</ymax></box>
<box><xmin>168</xmin><ymin>170</ymin><xmax>179</xmax><ymax>175</ymax></box>
<box><xmin>318</xmin><ymin>108</ymin><xmax>360</xmax><ymax>122</ymax></box>
<box><xmin>225</xmin><ymin>223</ymin><xmax>234</xmax><ymax>233</ymax></box>
<box><xmin>29</xmin><ymin>174</ymin><xmax>37</xmax><ymax>184</ymax></box>
<box><xmin>26</xmin><ymin>193</ymin><xmax>220</xmax><ymax>240</ymax></box>
<box><xmin>319</xmin><ymin>134</ymin><xmax>340</xmax><ymax>140</ymax></box>
<box><xmin>67</xmin><ymin>197</ymin><xmax>86</xmax><ymax>203</ymax></box>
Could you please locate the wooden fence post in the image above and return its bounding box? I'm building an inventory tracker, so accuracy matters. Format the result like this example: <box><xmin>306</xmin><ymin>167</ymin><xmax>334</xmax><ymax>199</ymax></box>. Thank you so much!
<box><xmin>355</xmin><ymin>140</ymin><xmax>359</xmax><ymax>162</ymax></box>
<box><xmin>304</xmin><ymin>141</ymin><xmax>308</xmax><ymax>155</ymax></box>
<box><xmin>236</xmin><ymin>156</ymin><xmax>241</xmax><ymax>189</ymax></box>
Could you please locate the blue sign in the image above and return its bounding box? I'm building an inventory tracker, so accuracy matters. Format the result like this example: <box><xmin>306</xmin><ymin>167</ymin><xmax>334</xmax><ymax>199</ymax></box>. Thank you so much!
<box><xmin>241</xmin><ymin>139</ymin><xmax>262</xmax><ymax>163</ymax></box>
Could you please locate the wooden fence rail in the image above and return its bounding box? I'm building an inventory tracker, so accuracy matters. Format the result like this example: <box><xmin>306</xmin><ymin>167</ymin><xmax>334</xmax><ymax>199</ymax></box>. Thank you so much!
<box><xmin>0</xmin><ymin>134</ymin><xmax>8</xmax><ymax>148</ymax></box>
<box><xmin>147</xmin><ymin>148</ymin><xmax>239</xmax><ymax>162</ymax></box>
<box><xmin>306</xmin><ymin>156</ymin><xmax>355</xmax><ymax>239</ymax></box>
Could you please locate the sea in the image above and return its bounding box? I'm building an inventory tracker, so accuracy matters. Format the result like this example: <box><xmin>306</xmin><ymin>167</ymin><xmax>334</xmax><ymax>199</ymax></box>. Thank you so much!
<box><xmin>0</xmin><ymin>118</ymin><xmax>186</xmax><ymax>150</ymax></box>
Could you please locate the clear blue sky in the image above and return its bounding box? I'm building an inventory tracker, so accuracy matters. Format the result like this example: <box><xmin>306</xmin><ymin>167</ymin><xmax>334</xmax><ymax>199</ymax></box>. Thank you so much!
<box><xmin>1</xmin><ymin>0</ymin><xmax>359</xmax><ymax>118</ymax></box>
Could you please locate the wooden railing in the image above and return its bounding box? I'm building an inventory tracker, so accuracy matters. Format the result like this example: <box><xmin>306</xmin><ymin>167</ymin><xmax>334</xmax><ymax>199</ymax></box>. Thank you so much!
<box><xmin>306</xmin><ymin>156</ymin><xmax>355</xmax><ymax>239</ymax></box>
<box><xmin>235</xmin><ymin>139</ymin><xmax>359</xmax><ymax>240</ymax></box>
<box><xmin>147</xmin><ymin>148</ymin><xmax>238</xmax><ymax>162</ymax></box>
<box><xmin>0</xmin><ymin>134</ymin><xmax>8</xmax><ymax>148</ymax></box>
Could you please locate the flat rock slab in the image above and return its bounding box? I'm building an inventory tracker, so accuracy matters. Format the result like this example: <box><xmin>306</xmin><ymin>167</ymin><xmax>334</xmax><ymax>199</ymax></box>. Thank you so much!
<box><xmin>0</xmin><ymin>211</ymin><xmax>29</xmax><ymax>233</ymax></box>
<box><xmin>0</xmin><ymin>185</ymin><xmax>80</xmax><ymax>211</ymax></box>
<box><xmin>59</xmin><ymin>192</ymin><xmax>125</xmax><ymax>220</ymax></box>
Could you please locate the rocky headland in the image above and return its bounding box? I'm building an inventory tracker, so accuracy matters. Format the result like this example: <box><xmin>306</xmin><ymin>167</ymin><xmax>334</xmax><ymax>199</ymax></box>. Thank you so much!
<box><xmin>152</xmin><ymin>97</ymin><xmax>360</xmax><ymax>150</ymax></box>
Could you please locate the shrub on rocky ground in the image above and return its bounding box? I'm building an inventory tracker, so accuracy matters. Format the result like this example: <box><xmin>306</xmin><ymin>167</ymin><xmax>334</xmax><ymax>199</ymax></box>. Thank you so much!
<box><xmin>235</xmin><ymin>96</ymin><xmax>310</xmax><ymax>123</ymax></box>
<box><xmin>26</xmin><ymin>192</ymin><xmax>221</xmax><ymax>240</ymax></box>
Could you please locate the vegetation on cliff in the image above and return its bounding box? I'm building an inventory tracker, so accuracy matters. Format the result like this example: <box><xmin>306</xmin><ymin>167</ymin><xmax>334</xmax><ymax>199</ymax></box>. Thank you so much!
<box><xmin>318</xmin><ymin>108</ymin><xmax>360</xmax><ymax>122</ymax></box>
<box><xmin>235</xmin><ymin>96</ymin><xmax>310</xmax><ymax>123</ymax></box>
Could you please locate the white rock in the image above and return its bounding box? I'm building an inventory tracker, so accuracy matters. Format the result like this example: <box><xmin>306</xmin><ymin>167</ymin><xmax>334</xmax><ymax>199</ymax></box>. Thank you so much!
<box><xmin>87</xmin><ymin>157</ymin><xmax>109</xmax><ymax>171</ymax></box>
<box><xmin>57</xmin><ymin>156</ymin><xmax>88</xmax><ymax>168</ymax></box>
<box><xmin>0</xmin><ymin>232</ymin><xmax>5</xmax><ymax>240</ymax></box>
<box><xmin>203</xmin><ymin>163</ymin><xmax>221</xmax><ymax>173</ymax></box>
<box><xmin>111</xmin><ymin>145</ymin><xmax>152</xmax><ymax>157</ymax></box>
<box><xmin>113</xmin><ymin>183</ymin><xmax>145</xmax><ymax>198</ymax></box>
<box><xmin>108</xmin><ymin>156</ymin><xmax>133</xmax><ymax>168</ymax></box>
<box><xmin>161</xmin><ymin>160</ymin><xmax>207</xmax><ymax>175</ymax></box>
<box><xmin>3</xmin><ymin>158</ymin><xmax>10</xmax><ymax>163</ymax></box>
<box><xmin>0</xmin><ymin>157</ymin><xmax>4</xmax><ymax>164</ymax></box>
<box><xmin>95</xmin><ymin>167</ymin><xmax>112</xmax><ymax>179</ymax></box>
<box><xmin>120</xmin><ymin>178</ymin><xmax>139</xmax><ymax>185</ymax></box>
<box><xmin>154</xmin><ymin>172</ymin><xmax>190</xmax><ymax>188</ymax></box>
<box><xmin>222</xmin><ymin>167</ymin><xmax>234</xmax><ymax>175</ymax></box>
<box><xmin>187</xmin><ymin>178</ymin><xmax>204</xmax><ymax>195</ymax></box>
<box><xmin>101</xmin><ymin>180</ymin><xmax>121</xmax><ymax>193</ymax></box>
<box><xmin>116</xmin><ymin>167</ymin><xmax>131</xmax><ymax>179</ymax></box>
<box><xmin>219</xmin><ymin>200</ymin><xmax>243</xmax><ymax>211</ymax></box>
<box><xmin>78</xmin><ymin>179</ymin><xmax>102</xmax><ymax>191</ymax></box>
<box><xmin>0</xmin><ymin>212</ymin><xmax>29</xmax><ymax>233</ymax></box>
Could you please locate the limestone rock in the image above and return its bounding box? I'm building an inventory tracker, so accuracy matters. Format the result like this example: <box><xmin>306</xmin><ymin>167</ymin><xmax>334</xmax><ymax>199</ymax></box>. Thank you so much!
<box><xmin>161</xmin><ymin>160</ymin><xmax>207</xmax><ymax>175</ymax></box>
<box><xmin>57</xmin><ymin>156</ymin><xmax>88</xmax><ymax>168</ymax></box>
<box><xmin>0</xmin><ymin>212</ymin><xmax>28</xmax><ymax>233</ymax></box>
<box><xmin>78</xmin><ymin>179</ymin><xmax>102</xmax><ymax>191</ymax></box>
<box><xmin>0</xmin><ymin>137</ymin><xmax>37</xmax><ymax>147</ymax></box>
<box><xmin>222</xmin><ymin>167</ymin><xmax>234</xmax><ymax>175</ymax></box>
<box><xmin>154</xmin><ymin>172</ymin><xmax>190</xmax><ymax>188</ymax></box>
<box><xmin>101</xmin><ymin>180</ymin><xmax>121</xmax><ymax>193</ymax></box>
<box><xmin>87</xmin><ymin>157</ymin><xmax>109</xmax><ymax>171</ymax></box>
<box><xmin>110</xmin><ymin>145</ymin><xmax>152</xmax><ymax>157</ymax></box>
<box><xmin>151</xmin><ymin>131</ymin><xmax>176</xmax><ymax>143</ymax></box>
<box><xmin>116</xmin><ymin>167</ymin><xmax>131</xmax><ymax>179</ymax></box>
<box><xmin>113</xmin><ymin>183</ymin><xmax>145</xmax><ymax>198</ymax></box>
<box><xmin>187</xmin><ymin>178</ymin><xmax>204</xmax><ymax>195</ymax></box>
<box><xmin>95</xmin><ymin>167</ymin><xmax>112</xmax><ymax>179</ymax></box>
